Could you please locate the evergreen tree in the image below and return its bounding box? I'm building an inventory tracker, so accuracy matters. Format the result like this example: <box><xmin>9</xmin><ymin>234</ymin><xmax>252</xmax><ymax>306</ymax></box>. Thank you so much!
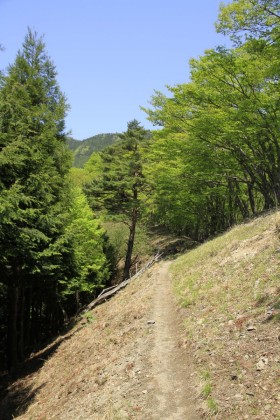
<box><xmin>84</xmin><ymin>120</ymin><xmax>149</xmax><ymax>280</ymax></box>
<box><xmin>0</xmin><ymin>29</ymin><xmax>71</xmax><ymax>368</ymax></box>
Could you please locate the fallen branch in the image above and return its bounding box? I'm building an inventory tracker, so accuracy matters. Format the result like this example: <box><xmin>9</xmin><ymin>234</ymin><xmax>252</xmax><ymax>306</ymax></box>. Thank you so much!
<box><xmin>81</xmin><ymin>252</ymin><xmax>162</xmax><ymax>314</ymax></box>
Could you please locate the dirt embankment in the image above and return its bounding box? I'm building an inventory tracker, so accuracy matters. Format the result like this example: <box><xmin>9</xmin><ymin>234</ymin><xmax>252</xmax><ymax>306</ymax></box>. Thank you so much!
<box><xmin>0</xmin><ymin>260</ymin><xmax>202</xmax><ymax>419</ymax></box>
<box><xmin>2</xmin><ymin>212</ymin><xmax>280</xmax><ymax>420</ymax></box>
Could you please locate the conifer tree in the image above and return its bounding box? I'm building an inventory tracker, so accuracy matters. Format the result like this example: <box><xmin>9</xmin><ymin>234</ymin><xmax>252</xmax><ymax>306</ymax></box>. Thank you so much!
<box><xmin>0</xmin><ymin>29</ymin><xmax>71</xmax><ymax>368</ymax></box>
<box><xmin>84</xmin><ymin>120</ymin><xmax>149</xmax><ymax>280</ymax></box>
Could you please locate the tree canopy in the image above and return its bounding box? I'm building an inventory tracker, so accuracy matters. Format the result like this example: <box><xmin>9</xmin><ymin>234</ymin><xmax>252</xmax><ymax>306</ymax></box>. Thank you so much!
<box><xmin>141</xmin><ymin>0</ymin><xmax>280</xmax><ymax>239</ymax></box>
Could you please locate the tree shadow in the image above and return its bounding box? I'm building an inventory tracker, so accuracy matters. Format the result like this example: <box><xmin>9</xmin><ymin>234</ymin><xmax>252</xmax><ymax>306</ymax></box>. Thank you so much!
<box><xmin>0</xmin><ymin>382</ymin><xmax>45</xmax><ymax>420</ymax></box>
<box><xmin>0</xmin><ymin>330</ymin><xmax>76</xmax><ymax>419</ymax></box>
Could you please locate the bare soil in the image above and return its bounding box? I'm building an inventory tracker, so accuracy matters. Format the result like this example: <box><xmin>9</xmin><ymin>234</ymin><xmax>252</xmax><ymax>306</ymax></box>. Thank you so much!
<box><xmin>2</xmin><ymin>212</ymin><xmax>279</xmax><ymax>420</ymax></box>
<box><xmin>0</xmin><ymin>260</ymin><xmax>202</xmax><ymax>419</ymax></box>
<box><xmin>171</xmin><ymin>212</ymin><xmax>280</xmax><ymax>420</ymax></box>
<box><xmin>138</xmin><ymin>261</ymin><xmax>200</xmax><ymax>419</ymax></box>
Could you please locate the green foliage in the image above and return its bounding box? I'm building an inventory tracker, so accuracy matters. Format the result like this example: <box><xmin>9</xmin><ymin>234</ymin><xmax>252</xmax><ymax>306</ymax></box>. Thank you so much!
<box><xmin>0</xmin><ymin>29</ymin><xmax>74</xmax><ymax>368</ymax></box>
<box><xmin>84</xmin><ymin>120</ymin><xmax>151</xmax><ymax>279</ymax></box>
<box><xmin>142</xmin><ymin>1</ymin><xmax>280</xmax><ymax>239</ymax></box>
<box><xmin>142</xmin><ymin>129</ymin><xmax>229</xmax><ymax>238</ymax></box>
<box><xmin>216</xmin><ymin>0</ymin><xmax>280</xmax><ymax>45</ymax></box>
<box><xmin>0</xmin><ymin>30</ymin><xmax>112</xmax><ymax>369</ymax></box>
<box><xmin>60</xmin><ymin>187</ymin><xmax>110</xmax><ymax>297</ymax></box>
<box><xmin>82</xmin><ymin>311</ymin><xmax>96</xmax><ymax>324</ymax></box>
<box><xmin>0</xmin><ymin>28</ymin><xmax>71</xmax><ymax>275</ymax></box>
<box><xmin>103</xmin><ymin>221</ymin><xmax>151</xmax><ymax>264</ymax></box>
<box><xmin>85</xmin><ymin>121</ymin><xmax>150</xmax><ymax>217</ymax></box>
<box><xmin>102</xmin><ymin>221</ymin><xmax>129</xmax><ymax>263</ymax></box>
<box><xmin>69</xmin><ymin>167</ymin><xmax>93</xmax><ymax>187</ymax></box>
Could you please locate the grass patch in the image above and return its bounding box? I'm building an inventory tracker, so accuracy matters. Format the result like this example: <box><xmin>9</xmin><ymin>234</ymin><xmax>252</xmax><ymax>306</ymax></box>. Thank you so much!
<box><xmin>202</xmin><ymin>382</ymin><xmax>212</xmax><ymax>398</ymax></box>
<box><xmin>207</xmin><ymin>397</ymin><xmax>218</xmax><ymax>414</ymax></box>
<box><xmin>201</xmin><ymin>370</ymin><xmax>211</xmax><ymax>381</ymax></box>
<box><xmin>171</xmin><ymin>211</ymin><xmax>280</xmax><ymax>315</ymax></box>
<box><xmin>200</xmin><ymin>370</ymin><xmax>219</xmax><ymax>414</ymax></box>
<box><xmin>82</xmin><ymin>311</ymin><xmax>96</xmax><ymax>324</ymax></box>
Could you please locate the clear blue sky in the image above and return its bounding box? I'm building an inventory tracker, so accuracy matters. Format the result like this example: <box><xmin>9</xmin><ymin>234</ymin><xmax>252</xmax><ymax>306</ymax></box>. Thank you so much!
<box><xmin>0</xmin><ymin>0</ymin><xmax>230</xmax><ymax>140</ymax></box>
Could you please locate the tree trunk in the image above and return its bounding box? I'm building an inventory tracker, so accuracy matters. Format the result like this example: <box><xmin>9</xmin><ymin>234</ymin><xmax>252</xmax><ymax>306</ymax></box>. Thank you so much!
<box><xmin>18</xmin><ymin>285</ymin><xmax>25</xmax><ymax>362</ymax></box>
<box><xmin>123</xmin><ymin>208</ymin><xmax>138</xmax><ymax>280</ymax></box>
<box><xmin>7</xmin><ymin>271</ymin><xmax>20</xmax><ymax>370</ymax></box>
<box><xmin>247</xmin><ymin>182</ymin><xmax>256</xmax><ymax>214</ymax></box>
<box><xmin>24</xmin><ymin>286</ymin><xmax>32</xmax><ymax>353</ymax></box>
<box><xmin>228</xmin><ymin>179</ymin><xmax>234</xmax><ymax>226</ymax></box>
<box><xmin>75</xmin><ymin>290</ymin><xmax>80</xmax><ymax>314</ymax></box>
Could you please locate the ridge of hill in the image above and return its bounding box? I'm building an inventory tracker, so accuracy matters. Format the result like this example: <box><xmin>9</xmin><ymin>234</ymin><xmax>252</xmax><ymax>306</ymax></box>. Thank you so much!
<box><xmin>66</xmin><ymin>133</ymin><xmax>120</xmax><ymax>167</ymax></box>
<box><xmin>1</xmin><ymin>211</ymin><xmax>280</xmax><ymax>419</ymax></box>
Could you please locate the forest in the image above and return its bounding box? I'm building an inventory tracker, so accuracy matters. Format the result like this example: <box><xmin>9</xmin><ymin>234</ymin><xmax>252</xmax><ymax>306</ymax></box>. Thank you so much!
<box><xmin>0</xmin><ymin>0</ymin><xmax>279</xmax><ymax>371</ymax></box>
<box><xmin>67</xmin><ymin>133</ymin><xmax>120</xmax><ymax>168</ymax></box>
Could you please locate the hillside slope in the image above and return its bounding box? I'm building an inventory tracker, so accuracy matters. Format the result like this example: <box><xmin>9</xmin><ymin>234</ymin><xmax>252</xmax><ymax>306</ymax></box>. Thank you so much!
<box><xmin>0</xmin><ymin>262</ymin><xmax>201</xmax><ymax>419</ymax></box>
<box><xmin>172</xmin><ymin>210</ymin><xmax>280</xmax><ymax>419</ymax></box>
<box><xmin>1</xmin><ymin>211</ymin><xmax>280</xmax><ymax>419</ymax></box>
<box><xmin>67</xmin><ymin>133</ymin><xmax>120</xmax><ymax>167</ymax></box>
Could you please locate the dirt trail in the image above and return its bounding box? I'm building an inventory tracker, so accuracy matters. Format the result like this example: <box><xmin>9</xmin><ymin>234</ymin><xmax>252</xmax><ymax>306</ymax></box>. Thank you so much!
<box><xmin>5</xmin><ymin>213</ymin><xmax>280</xmax><ymax>420</ymax></box>
<box><xmin>141</xmin><ymin>261</ymin><xmax>199</xmax><ymax>419</ymax></box>
<box><xmin>2</xmin><ymin>260</ymin><xmax>201</xmax><ymax>420</ymax></box>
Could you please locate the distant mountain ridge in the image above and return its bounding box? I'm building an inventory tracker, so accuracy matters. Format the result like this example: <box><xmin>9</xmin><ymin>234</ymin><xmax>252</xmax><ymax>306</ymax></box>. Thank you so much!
<box><xmin>67</xmin><ymin>133</ymin><xmax>120</xmax><ymax>167</ymax></box>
